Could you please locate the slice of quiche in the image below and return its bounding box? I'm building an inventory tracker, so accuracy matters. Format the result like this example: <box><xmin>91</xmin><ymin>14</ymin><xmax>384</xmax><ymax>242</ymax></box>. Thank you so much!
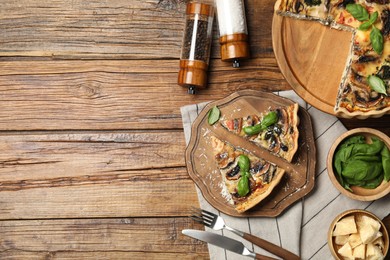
<box><xmin>210</xmin><ymin>136</ymin><xmax>286</xmax><ymax>213</ymax></box>
<box><xmin>220</xmin><ymin>103</ymin><xmax>300</xmax><ymax>163</ymax></box>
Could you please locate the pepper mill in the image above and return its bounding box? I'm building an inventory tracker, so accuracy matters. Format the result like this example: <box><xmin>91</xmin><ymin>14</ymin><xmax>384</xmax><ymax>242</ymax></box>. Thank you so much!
<box><xmin>215</xmin><ymin>0</ymin><xmax>250</xmax><ymax>68</ymax></box>
<box><xmin>178</xmin><ymin>2</ymin><xmax>214</xmax><ymax>94</ymax></box>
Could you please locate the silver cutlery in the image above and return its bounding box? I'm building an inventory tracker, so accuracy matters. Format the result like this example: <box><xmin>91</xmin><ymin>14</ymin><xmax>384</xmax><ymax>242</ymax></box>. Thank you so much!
<box><xmin>190</xmin><ymin>207</ymin><xmax>300</xmax><ymax>260</ymax></box>
<box><xmin>182</xmin><ymin>229</ymin><xmax>278</xmax><ymax>260</ymax></box>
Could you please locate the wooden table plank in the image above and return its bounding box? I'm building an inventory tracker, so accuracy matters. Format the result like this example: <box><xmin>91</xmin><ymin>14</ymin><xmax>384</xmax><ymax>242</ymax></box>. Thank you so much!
<box><xmin>0</xmin><ymin>252</ymin><xmax>209</xmax><ymax>260</ymax></box>
<box><xmin>0</xmin><ymin>131</ymin><xmax>186</xmax><ymax>180</ymax></box>
<box><xmin>0</xmin><ymin>0</ymin><xmax>276</xmax><ymax>60</ymax></box>
<box><xmin>0</xmin><ymin>131</ymin><xmax>204</xmax><ymax>219</ymax></box>
<box><xmin>0</xmin><ymin>174</ymin><xmax>199</xmax><ymax>219</ymax></box>
<box><xmin>0</xmin><ymin>217</ymin><xmax>209</xmax><ymax>258</ymax></box>
<box><xmin>0</xmin><ymin>0</ymin><xmax>185</xmax><ymax>59</ymax></box>
<box><xmin>0</xmin><ymin>59</ymin><xmax>288</xmax><ymax>131</ymax></box>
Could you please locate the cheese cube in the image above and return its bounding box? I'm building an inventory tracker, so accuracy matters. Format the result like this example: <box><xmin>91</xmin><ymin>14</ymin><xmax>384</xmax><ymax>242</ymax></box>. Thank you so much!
<box><xmin>338</xmin><ymin>242</ymin><xmax>354</xmax><ymax>259</ymax></box>
<box><xmin>352</xmin><ymin>244</ymin><xmax>365</xmax><ymax>259</ymax></box>
<box><xmin>360</xmin><ymin>224</ymin><xmax>379</xmax><ymax>244</ymax></box>
<box><xmin>335</xmin><ymin>235</ymin><xmax>349</xmax><ymax>245</ymax></box>
<box><xmin>372</xmin><ymin>237</ymin><xmax>384</xmax><ymax>249</ymax></box>
<box><xmin>366</xmin><ymin>243</ymin><xmax>384</xmax><ymax>260</ymax></box>
<box><xmin>361</xmin><ymin>216</ymin><xmax>381</xmax><ymax>232</ymax></box>
<box><xmin>348</xmin><ymin>233</ymin><xmax>362</xmax><ymax>248</ymax></box>
<box><xmin>333</xmin><ymin>215</ymin><xmax>357</xmax><ymax>236</ymax></box>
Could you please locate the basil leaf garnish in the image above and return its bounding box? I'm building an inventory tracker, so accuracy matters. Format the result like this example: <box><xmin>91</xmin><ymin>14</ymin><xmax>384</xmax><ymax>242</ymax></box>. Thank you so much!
<box><xmin>370</xmin><ymin>26</ymin><xmax>384</xmax><ymax>55</ymax></box>
<box><xmin>207</xmin><ymin>106</ymin><xmax>220</xmax><ymax>125</ymax></box>
<box><xmin>237</xmin><ymin>174</ymin><xmax>250</xmax><ymax>197</ymax></box>
<box><xmin>368</xmin><ymin>75</ymin><xmax>387</xmax><ymax>95</ymax></box>
<box><xmin>358</xmin><ymin>11</ymin><xmax>378</xmax><ymax>31</ymax></box>
<box><xmin>243</xmin><ymin>111</ymin><xmax>279</xmax><ymax>136</ymax></box>
<box><xmin>346</xmin><ymin>4</ymin><xmax>369</xmax><ymax>21</ymax></box>
<box><xmin>238</xmin><ymin>155</ymin><xmax>250</xmax><ymax>173</ymax></box>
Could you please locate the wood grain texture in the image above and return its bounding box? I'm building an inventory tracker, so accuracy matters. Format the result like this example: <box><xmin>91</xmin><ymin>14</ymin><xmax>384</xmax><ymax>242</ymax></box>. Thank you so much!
<box><xmin>0</xmin><ymin>218</ymin><xmax>208</xmax><ymax>258</ymax></box>
<box><xmin>0</xmin><ymin>252</ymin><xmax>209</xmax><ymax>260</ymax></box>
<box><xmin>0</xmin><ymin>132</ymin><xmax>202</xmax><ymax>219</ymax></box>
<box><xmin>0</xmin><ymin>0</ymin><xmax>275</xmax><ymax>60</ymax></box>
<box><xmin>0</xmin><ymin>59</ymin><xmax>288</xmax><ymax>131</ymax></box>
<box><xmin>272</xmin><ymin>15</ymin><xmax>352</xmax><ymax>115</ymax></box>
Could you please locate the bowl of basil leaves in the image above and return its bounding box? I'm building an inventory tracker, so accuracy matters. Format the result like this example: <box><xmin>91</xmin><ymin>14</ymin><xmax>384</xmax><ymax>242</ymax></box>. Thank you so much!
<box><xmin>327</xmin><ymin>128</ymin><xmax>390</xmax><ymax>201</ymax></box>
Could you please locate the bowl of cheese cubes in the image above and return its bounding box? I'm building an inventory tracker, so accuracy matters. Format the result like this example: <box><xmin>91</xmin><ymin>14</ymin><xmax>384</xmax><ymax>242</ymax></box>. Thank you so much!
<box><xmin>328</xmin><ymin>209</ymin><xmax>388</xmax><ymax>260</ymax></box>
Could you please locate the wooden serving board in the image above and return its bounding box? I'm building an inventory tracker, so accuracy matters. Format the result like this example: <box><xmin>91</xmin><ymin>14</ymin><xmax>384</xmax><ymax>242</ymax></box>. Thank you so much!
<box><xmin>185</xmin><ymin>90</ymin><xmax>316</xmax><ymax>217</ymax></box>
<box><xmin>272</xmin><ymin>14</ymin><xmax>353</xmax><ymax>115</ymax></box>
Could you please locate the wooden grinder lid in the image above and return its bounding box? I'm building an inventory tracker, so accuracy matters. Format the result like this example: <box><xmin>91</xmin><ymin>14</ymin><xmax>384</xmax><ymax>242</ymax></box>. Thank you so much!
<box><xmin>220</xmin><ymin>33</ymin><xmax>250</xmax><ymax>66</ymax></box>
<box><xmin>178</xmin><ymin>60</ymin><xmax>208</xmax><ymax>94</ymax></box>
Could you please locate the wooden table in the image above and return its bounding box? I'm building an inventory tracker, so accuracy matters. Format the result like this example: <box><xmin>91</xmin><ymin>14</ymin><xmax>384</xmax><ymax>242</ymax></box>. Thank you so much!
<box><xmin>1</xmin><ymin>0</ymin><xmax>389</xmax><ymax>259</ymax></box>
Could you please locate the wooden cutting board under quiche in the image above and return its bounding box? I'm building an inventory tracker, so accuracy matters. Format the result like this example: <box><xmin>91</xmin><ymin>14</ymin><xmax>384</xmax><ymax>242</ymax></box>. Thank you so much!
<box><xmin>273</xmin><ymin>0</ymin><xmax>389</xmax><ymax>119</ymax></box>
<box><xmin>185</xmin><ymin>90</ymin><xmax>316</xmax><ymax>217</ymax></box>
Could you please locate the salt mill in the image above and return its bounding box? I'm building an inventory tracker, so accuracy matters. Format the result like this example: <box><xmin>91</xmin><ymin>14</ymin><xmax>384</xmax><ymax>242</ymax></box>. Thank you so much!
<box><xmin>178</xmin><ymin>2</ymin><xmax>214</xmax><ymax>94</ymax></box>
<box><xmin>215</xmin><ymin>0</ymin><xmax>250</xmax><ymax>67</ymax></box>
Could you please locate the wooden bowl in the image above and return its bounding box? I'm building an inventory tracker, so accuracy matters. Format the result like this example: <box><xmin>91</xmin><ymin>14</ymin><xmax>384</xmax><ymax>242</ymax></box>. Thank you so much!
<box><xmin>328</xmin><ymin>209</ymin><xmax>389</xmax><ymax>260</ymax></box>
<box><xmin>327</xmin><ymin>128</ymin><xmax>390</xmax><ymax>201</ymax></box>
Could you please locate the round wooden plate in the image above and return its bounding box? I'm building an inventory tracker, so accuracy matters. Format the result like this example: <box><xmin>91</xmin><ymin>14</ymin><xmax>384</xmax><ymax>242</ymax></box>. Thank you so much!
<box><xmin>272</xmin><ymin>14</ymin><xmax>353</xmax><ymax>116</ymax></box>
<box><xmin>328</xmin><ymin>209</ymin><xmax>389</xmax><ymax>259</ymax></box>
<box><xmin>185</xmin><ymin>90</ymin><xmax>316</xmax><ymax>217</ymax></box>
<box><xmin>327</xmin><ymin>128</ymin><xmax>390</xmax><ymax>201</ymax></box>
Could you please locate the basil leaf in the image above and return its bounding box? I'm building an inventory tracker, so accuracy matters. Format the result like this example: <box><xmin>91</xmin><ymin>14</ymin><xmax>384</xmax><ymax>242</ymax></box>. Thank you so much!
<box><xmin>352</xmin><ymin>137</ymin><xmax>384</xmax><ymax>155</ymax></box>
<box><xmin>381</xmin><ymin>145</ymin><xmax>390</xmax><ymax>181</ymax></box>
<box><xmin>207</xmin><ymin>106</ymin><xmax>220</xmax><ymax>125</ymax></box>
<box><xmin>361</xmin><ymin>174</ymin><xmax>383</xmax><ymax>189</ymax></box>
<box><xmin>350</xmin><ymin>154</ymin><xmax>381</xmax><ymax>162</ymax></box>
<box><xmin>237</xmin><ymin>175</ymin><xmax>250</xmax><ymax>197</ymax></box>
<box><xmin>261</xmin><ymin>111</ymin><xmax>279</xmax><ymax>127</ymax></box>
<box><xmin>339</xmin><ymin>135</ymin><xmax>366</xmax><ymax>149</ymax></box>
<box><xmin>238</xmin><ymin>155</ymin><xmax>250</xmax><ymax>173</ymax></box>
<box><xmin>243</xmin><ymin>111</ymin><xmax>279</xmax><ymax>136</ymax></box>
<box><xmin>342</xmin><ymin>160</ymin><xmax>372</xmax><ymax>181</ymax></box>
<box><xmin>358</xmin><ymin>11</ymin><xmax>378</xmax><ymax>31</ymax></box>
<box><xmin>368</xmin><ymin>75</ymin><xmax>387</xmax><ymax>95</ymax></box>
<box><xmin>359</xmin><ymin>21</ymin><xmax>372</xmax><ymax>31</ymax></box>
<box><xmin>370</xmin><ymin>26</ymin><xmax>384</xmax><ymax>55</ymax></box>
<box><xmin>344</xmin><ymin>183</ymin><xmax>353</xmax><ymax>192</ymax></box>
<box><xmin>335</xmin><ymin>145</ymin><xmax>354</xmax><ymax>163</ymax></box>
<box><xmin>346</xmin><ymin>4</ymin><xmax>369</xmax><ymax>21</ymax></box>
<box><xmin>343</xmin><ymin>160</ymin><xmax>382</xmax><ymax>186</ymax></box>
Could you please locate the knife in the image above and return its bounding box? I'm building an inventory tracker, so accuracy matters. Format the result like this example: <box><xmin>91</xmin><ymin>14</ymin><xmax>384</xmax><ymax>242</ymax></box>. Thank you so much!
<box><xmin>182</xmin><ymin>229</ymin><xmax>278</xmax><ymax>260</ymax></box>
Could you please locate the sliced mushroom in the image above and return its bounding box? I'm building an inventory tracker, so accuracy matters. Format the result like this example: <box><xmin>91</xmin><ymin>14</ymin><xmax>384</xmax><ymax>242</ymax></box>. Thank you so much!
<box><xmin>354</xmin><ymin>90</ymin><xmax>384</xmax><ymax>108</ymax></box>
<box><xmin>226</xmin><ymin>164</ymin><xmax>241</xmax><ymax>180</ymax></box>
<box><xmin>377</xmin><ymin>65</ymin><xmax>390</xmax><ymax>80</ymax></box>
<box><xmin>262</xmin><ymin>165</ymin><xmax>277</xmax><ymax>184</ymax></box>
<box><xmin>269</xmin><ymin>135</ymin><xmax>281</xmax><ymax>154</ymax></box>
<box><xmin>244</xmin><ymin>115</ymin><xmax>260</xmax><ymax>127</ymax></box>
<box><xmin>293</xmin><ymin>0</ymin><xmax>304</xmax><ymax>13</ymax></box>
<box><xmin>250</xmin><ymin>162</ymin><xmax>270</xmax><ymax>177</ymax></box>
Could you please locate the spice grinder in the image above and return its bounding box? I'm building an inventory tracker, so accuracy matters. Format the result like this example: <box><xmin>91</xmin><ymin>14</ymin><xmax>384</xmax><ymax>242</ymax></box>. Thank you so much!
<box><xmin>215</xmin><ymin>0</ymin><xmax>250</xmax><ymax>67</ymax></box>
<box><xmin>178</xmin><ymin>2</ymin><xmax>215</xmax><ymax>94</ymax></box>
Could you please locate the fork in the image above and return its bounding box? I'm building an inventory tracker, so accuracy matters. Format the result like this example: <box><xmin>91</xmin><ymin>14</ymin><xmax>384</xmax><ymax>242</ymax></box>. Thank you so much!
<box><xmin>190</xmin><ymin>207</ymin><xmax>300</xmax><ymax>260</ymax></box>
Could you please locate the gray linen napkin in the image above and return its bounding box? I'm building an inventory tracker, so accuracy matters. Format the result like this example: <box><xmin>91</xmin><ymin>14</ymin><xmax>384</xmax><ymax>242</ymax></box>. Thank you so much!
<box><xmin>181</xmin><ymin>90</ymin><xmax>390</xmax><ymax>260</ymax></box>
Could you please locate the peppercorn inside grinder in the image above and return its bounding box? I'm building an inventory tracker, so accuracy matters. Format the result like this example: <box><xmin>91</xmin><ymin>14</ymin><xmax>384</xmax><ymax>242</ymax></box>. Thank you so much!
<box><xmin>178</xmin><ymin>2</ymin><xmax>214</xmax><ymax>94</ymax></box>
<box><xmin>215</xmin><ymin>0</ymin><xmax>250</xmax><ymax>68</ymax></box>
